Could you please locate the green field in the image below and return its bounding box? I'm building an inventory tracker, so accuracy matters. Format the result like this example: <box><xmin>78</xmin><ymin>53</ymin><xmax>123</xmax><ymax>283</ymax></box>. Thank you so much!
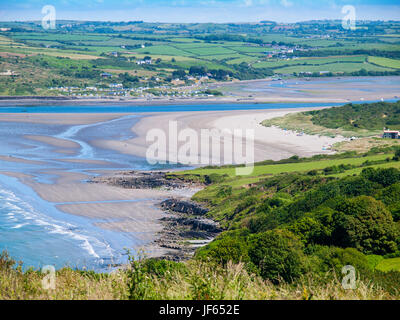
<box><xmin>176</xmin><ymin>153</ymin><xmax>394</xmax><ymax>178</ymax></box>
<box><xmin>368</xmin><ymin>56</ymin><xmax>400</xmax><ymax>69</ymax></box>
<box><xmin>253</xmin><ymin>55</ymin><xmax>367</xmax><ymax>69</ymax></box>
<box><xmin>376</xmin><ymin>258</ymin><xmax>400</xmax><ymax>272</ymax></box>
<box><xmin>274</xmin><ymin>62</ymin><xmax>394</xmax><ymax>74</ymax></box>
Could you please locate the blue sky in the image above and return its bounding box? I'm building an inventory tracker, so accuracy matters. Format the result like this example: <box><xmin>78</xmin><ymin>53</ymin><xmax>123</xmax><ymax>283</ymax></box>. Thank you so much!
<box><xmin>0</xmin><ymin>0</ymin><xmax>399</xmax><ymax>22</ymax></box>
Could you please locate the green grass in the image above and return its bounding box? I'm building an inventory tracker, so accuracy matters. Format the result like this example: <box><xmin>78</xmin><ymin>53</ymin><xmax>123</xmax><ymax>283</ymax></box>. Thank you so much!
<box><xmin>261</xmin><ymin>112</ymin><xmax>378</xmax><ymax>138</ymax></box>
<box><xmin>330</xmin><ymin>160</ymin><xmax>400</xmax><ymax>178</ymax></box>
<box><xmin>368</xmin><ymin>56</ymin><xmax>400</xmax><ymax>69</ymax></box>
<box><xmin>175</xmin><ymin>154</ymin><xmax>393</xmax><ymax>178</ymax></box>
<box><xmin>183</xmin><ymin>46</ymin><xmax>237</xmax><ymax>56</ymax></box>
<box><xmin>11</xmin><ymin>33</ymin><xmax>111</xmax><ymax>42</ymax></box>
<box><xmin>253</xmin><ymin>55</ymin><xmax>367</xmax><ymax>69</ymax></box>
<box><xmin>376</xmin><ymin>258</ymin><xmax>400</xmax><ymax>272</ymax></box>
<box><xmin>135</xmin><ymin>45</ymin><xmax>193</xmax><ymax>56</ymax></box>
<box><xmin>274</xmin><ymin>62</ymin><xmax>394</xmax><ymax>74</ymax></box>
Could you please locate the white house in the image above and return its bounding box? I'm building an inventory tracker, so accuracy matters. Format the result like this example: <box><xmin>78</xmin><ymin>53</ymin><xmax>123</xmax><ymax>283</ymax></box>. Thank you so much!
<box><xmin>383</xmin><ymin>130</ymin><xmax>400</xmax><ymax>139</ymax></box>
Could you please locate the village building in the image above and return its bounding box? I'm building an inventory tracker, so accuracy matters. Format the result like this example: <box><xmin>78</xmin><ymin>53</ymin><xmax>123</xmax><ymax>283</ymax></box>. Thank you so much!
<box><xmin>0</xmin><ymin>70</ymin><xmax>18</xmax><ymax>76</ymax></box>
<box><xmin>136</xmin><ymin>58</ymin><xmax>152</xmax><ymax>65</ymax></box>
<box><xmin>100</xmin><ymin>72</ymin><xmax>113</xmax><ymax>79</ymax></box>
<box><xmin>383</xmin><ymin>130</ymin><xmax>400</xmax><ymax>139</ymax></box>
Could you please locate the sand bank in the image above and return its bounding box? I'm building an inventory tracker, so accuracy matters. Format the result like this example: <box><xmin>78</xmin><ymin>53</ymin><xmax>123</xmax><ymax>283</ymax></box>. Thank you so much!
<box><xmin>93</xmin><ymin>108</ymin><xmax>345</xmax><ymax>163</ymax></box>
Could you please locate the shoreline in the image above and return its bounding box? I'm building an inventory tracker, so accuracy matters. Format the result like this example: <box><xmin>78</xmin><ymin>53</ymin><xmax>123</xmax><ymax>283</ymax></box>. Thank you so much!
<box><xmin>0</xmin><ymin>76</ymin><xmax>399</xmax><ymax>107</ymax></box>
<box><xmin>0</xmin><ymin>97</ymin><xmax>352</xmax><ymax>107</ymax></box>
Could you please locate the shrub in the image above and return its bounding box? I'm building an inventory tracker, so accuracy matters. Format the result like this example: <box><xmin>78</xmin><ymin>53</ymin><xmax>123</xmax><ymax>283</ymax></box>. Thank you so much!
<box><xmin>205</xmin><ymin>173</ymin><xmax>228</xmax><ymax>184</ymax></box>
<box><xmin>361</xmin><ymin>167</ymin><xmax>400</xmax><ymax>187</ymax></box>
<box><xmin>195</xmin><ymin>230</ymin><xmax>250</xmax><ymax>266</ymax></box>
<box><xmin>366</xmin><ymin>255</ymin><xmax>384</xmax><ymax>270</ymax></box>
<box><xmin>216</xmin><ymin>185</ymin><xmax>232</xmax><ymax>197</ymax></box>
<box><xmin>333</xmin><ymin>196</ymin><xmax>399</xmax><ymax>254</ymax></box>
<box><xmin>394</xmin><ymin>148</ymin><xmax>400</xmax><ymax>161</ymax></box>
<box><xmin>308</xmin><ymin>245</ymin><xmax>370</xmax><ymax>275</ymax></box>
<box><xmin>248</xmin><ymin>229</ymin><xmax>306</xmax><ymax>283</ymax></box>
<box><xmin>141</xmin><ymin>258</ymin><xmax>187</xmax><ymax>279</ymax></box>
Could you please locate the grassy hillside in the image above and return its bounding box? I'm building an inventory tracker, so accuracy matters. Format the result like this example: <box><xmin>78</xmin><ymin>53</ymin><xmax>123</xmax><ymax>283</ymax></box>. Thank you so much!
<box><xmin>307</xmin><ymin>101</ymin><xmax>400</xmax><ymax>131</ymax></box>
<box><xmin>262</xmin><ymin>101</ymin><xmax>400</xmax><ymax>138</ymax></box>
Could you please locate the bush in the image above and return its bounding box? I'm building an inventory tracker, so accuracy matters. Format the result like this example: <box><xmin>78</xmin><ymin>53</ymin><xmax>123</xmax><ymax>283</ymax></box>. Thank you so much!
<box><xmin>333</xmin><ymin>196</ymin><xmax>399</xmax><ymax>254</ymax></box>
<box><xmin>309</xmin><ymin>246</ymin><xmax>370</xmax><ymax>275</ymax></box>
<box><xmin>366</xmin><ymin>255</ymin><xmax>384</xmax><ymax>270</ymax></box>
<box><xmin>205</xmin><ymin>173</ymin><xmax>228</xmax><ymax>184</ymax></box>
<box><xmin>195</xmin><ymin>230</ymin><xmax>250</xmax><ymax>266</ymax></box>
<box><xmin>141</xmin><ymin>258</ymin><xmax>187</xmax><ymax>279</ymax></box>
<box><xmin>248</xmin><ymin>229</ymin><xmax>306</xmax><ymax>283</ymax></box>
<box><xmin>361</xmin><ymin>167</ymin><xmax>400</xmax><ymax>187</ymax></box>
<box><xmin>394</xmin><ymin>148</ymin><xmax>400</xmax><ymax>161</ymax></box>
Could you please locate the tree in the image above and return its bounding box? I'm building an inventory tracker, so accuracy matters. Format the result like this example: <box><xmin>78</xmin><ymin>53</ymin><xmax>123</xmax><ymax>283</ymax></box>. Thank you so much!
<box><xmin>310</xmin><ymin>246</ymin><xmax>370</xmax><ymax>274</ymax></box>
<box><xmin>333</xmin><ymin>196</ymin><xmax>399</xmax><ymax>254</ymax></box>
<box><xmin>248</xmin><ymin>229</ymin><xmax>305</xmax><ymax>283</ymax></box>
<box><xmin>172</xmin><ymin>69</ymin><xmax>186</xmax><ymax>79</ymax></box>
<box><xmin>195</xmin><ymin>230</ymin><xmax>250</xmax><ymax>266</ymax></box>
<box><xmin>189</xmin><ymin>66</ymin><xmax>207</xmax><ymax>76</ymax></box>
<box><xmin>394</xmin><ymin>148</ymin><xmax>400</xmax><ymax>161</ymax></box>
<box><xmin>361</xmin><ymin>167</ymin><xmax>400</xmax><ymax>187</ymax></box>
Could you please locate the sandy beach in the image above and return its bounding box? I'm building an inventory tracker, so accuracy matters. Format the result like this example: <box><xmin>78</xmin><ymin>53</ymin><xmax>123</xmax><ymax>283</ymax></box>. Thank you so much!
<box><xmin>94</xmin><ymin>108</ymin><xmax>345</xmax><ymax>163</ymax></box>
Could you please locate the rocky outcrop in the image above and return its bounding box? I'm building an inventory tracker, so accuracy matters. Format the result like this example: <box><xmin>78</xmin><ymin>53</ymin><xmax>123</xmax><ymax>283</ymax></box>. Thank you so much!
<box><xmin>161</xmin><ymin>216</ymin><xmax>221</xmax><ymax>233</ymax></box>
<box><xmin>90</xmin><ymin>171</ymin><xmax>197</xmax><ymax>190</ymax></box>
<box><xmin>160</xmin><ymin>198</ymin><xmax>209</xmax><ymax>216</ymax></box>
<box><xmin>155</xmin><ymin>198</ymin><xmax>221</xmax><ymax>261</ymax></box>
<box><xmin>90</xmin><ymin>170</ymin><xmax>220</xmax><ymax>262</ymax></box>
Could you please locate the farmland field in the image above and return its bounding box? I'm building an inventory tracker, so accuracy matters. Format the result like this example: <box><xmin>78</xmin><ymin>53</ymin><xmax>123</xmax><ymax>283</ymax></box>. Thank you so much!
<box><xmin>273</xmin><ymin>62</ymin><xmax>394</xmax><ymax>74</ymax></box>
<box><xmin>368</xmin><ymin>56</ymin><xmax>400</xmax><ymax>69</ymax></box>
<box><xmin>0</xmin><ymin>20</ymin><xmax>399</xmax><ymax>94</ymax></box>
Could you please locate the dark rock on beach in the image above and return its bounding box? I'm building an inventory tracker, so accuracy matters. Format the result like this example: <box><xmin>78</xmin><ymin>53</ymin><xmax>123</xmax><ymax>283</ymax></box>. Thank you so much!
<box><xmin>160</xmin><ymin>198</ymin><xmax>209</xmax><ymax>216</ymax></box>
<box><xmin>89</xmin><ymin>171</ymin><xmax>199</xmax><ymax>190</ymax></box>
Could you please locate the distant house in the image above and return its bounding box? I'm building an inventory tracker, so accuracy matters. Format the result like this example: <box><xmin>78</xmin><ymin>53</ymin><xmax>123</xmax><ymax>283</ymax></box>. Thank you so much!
<box><xmin>136</xmin><ymin>58</ymin><xmax>152</xmax><ymax>65</ymax></box>
<box><xmin>0</xmin><ymin>70</ymin><xmax>18</xmax><ymax>76</ymax></box>
<box><xmin>109</xmin><ymin>83</ymin><xmax>123</xmax><ymax>88</ymax></box>
<box><xmin>100</xmin><ymin>72</ymin><xmax>113</xmax><ymax>79</ymax></box>
<box><xmin>383</xmin><ymin>130</ymin><xmax>400</xmax><ymax>139</ymax></box>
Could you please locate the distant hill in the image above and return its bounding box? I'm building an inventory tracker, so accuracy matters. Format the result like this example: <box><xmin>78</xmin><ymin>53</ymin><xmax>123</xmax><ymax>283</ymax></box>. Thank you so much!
<box><xmin>306</xmin><ymin>101</ymin><xmax>400</xmax><ymax>131</ymax></box>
